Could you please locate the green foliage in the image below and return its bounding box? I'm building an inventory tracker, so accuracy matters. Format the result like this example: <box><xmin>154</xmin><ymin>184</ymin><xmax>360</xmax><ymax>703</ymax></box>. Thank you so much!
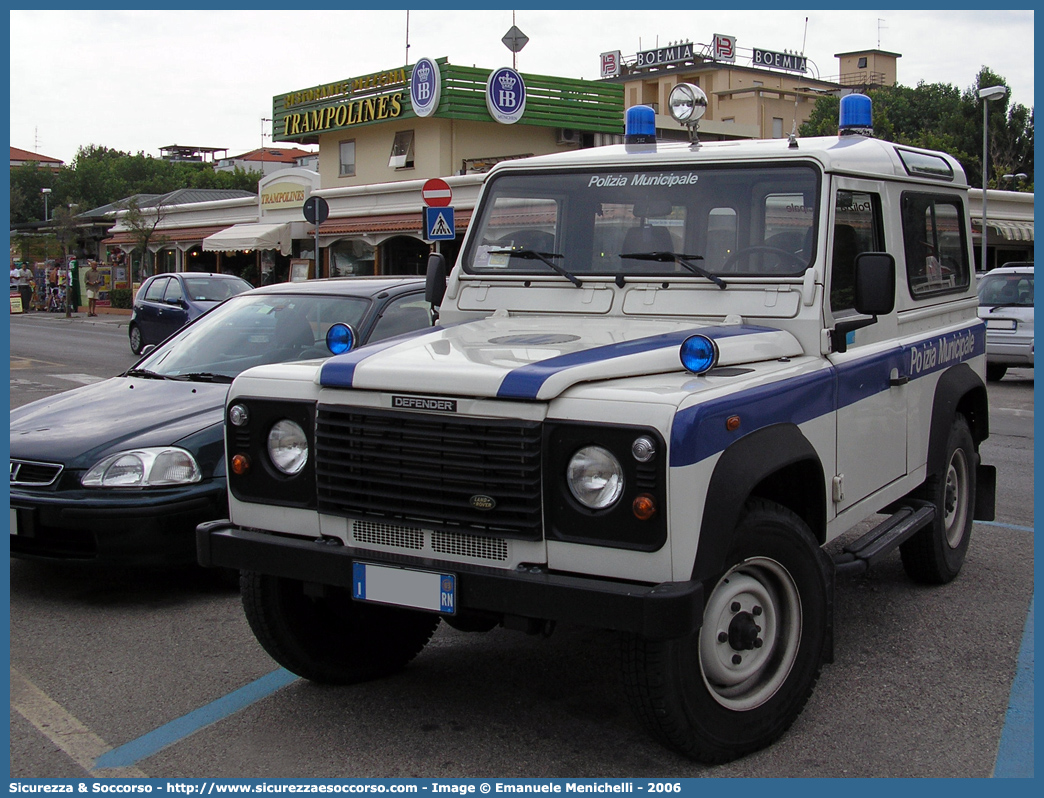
<box><xmin>108</xmin><ymin>288</ymin><xmax>133</xmax><ymax>309</ymax></box>
<box><xmin>9</xmin><ymin>145</ymin><xmax>259</xmax><ymax>226</ymax></box>
<box><xmin>799</xmin><ymin>66</ymin><xmax>1032</xmax><ymax>190</ymax></box>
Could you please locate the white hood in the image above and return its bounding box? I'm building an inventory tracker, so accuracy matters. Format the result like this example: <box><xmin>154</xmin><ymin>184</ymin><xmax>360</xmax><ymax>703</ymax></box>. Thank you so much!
<box><xmin>320</xmin><ymin>316</ymin><xmax>803</xmax><ymax>401</ymax></box>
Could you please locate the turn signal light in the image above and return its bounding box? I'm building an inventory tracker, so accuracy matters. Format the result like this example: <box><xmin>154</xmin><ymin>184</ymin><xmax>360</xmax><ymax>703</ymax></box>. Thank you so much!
<box><xmin>231</xmin><ymin>453</ymin><xmax>251</xmax><ymax>476</ymax></box>
<box><xmin>632</xmin><ymin>493</ymin><xmax>657</xmax><ymax>520</ymax></box>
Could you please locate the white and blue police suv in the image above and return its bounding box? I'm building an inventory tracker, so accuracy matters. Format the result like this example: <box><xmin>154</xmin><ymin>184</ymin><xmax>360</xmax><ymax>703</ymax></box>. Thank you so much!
<box><xmin>199</xmin><ymin>92</ymin><xmax>996</xmax><ymax>763</ymax></box>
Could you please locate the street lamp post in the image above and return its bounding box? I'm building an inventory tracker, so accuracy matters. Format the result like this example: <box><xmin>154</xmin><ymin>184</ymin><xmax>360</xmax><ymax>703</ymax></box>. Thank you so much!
<box><xmin>41</xmin><ymin>187</ymin><xmax>51</xmax><ymax>221</ymax></box>
<box><xmin>978</xmin><ymin>85</ymin><xmax>1008</xmax><ymax>273</ymax></box>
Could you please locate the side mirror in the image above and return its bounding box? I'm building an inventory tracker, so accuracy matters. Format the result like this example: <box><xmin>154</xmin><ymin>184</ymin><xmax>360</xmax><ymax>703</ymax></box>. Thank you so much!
<box><xmin>853</xmin><ymin>252</ymin><xmax>895</xmax><ymax>316</ymax></box>
<box><xmin>425</xmin><ymin>252</ymin><xmax>447</xmax><ymax>308</ymax></box>
<box><xmin>831</xmin><ymin>252</ymin><xmax>896</xmax><ymax>354</ymax></box>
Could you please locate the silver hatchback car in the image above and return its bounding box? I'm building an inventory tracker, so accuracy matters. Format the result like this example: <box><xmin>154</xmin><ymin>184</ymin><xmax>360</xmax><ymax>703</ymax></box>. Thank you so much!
<box><xmin>977</xmin><ymin>263</ymin><xmax>1034</xmax><ymax>381</ymax></box>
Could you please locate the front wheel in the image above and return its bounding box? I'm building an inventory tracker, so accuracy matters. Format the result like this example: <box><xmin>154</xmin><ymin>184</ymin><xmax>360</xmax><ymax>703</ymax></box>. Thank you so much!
<box><xmin>986</xmin><ymin>364</ymin><xmax>1008</xmax><ymax>381</ymax></box>
<box><xmin>621</xmin><ymin>499</ymin><xmax>831</xmax><ymax>763</ymax></box>
<box><xmin>241</xmin><ymin>571</ymin><xmax>440</xmax><ymax>684</ymax></box>
<box><xmin>900</xmin><ymin>415</ymin><xmax>976</xmax><ymax>584</ymax></box>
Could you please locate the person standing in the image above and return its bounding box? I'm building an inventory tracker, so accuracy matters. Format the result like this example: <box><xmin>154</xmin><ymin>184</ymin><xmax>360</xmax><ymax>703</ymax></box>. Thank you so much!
<box><xmin>84</xmin><ymin>261</ymin><xmax>103</xmax><ymax>316</ymax></box>
<box><xmin>18</xmin><ymin>263</ymin><xmax>35</xmax><ymax>311</ymax></box>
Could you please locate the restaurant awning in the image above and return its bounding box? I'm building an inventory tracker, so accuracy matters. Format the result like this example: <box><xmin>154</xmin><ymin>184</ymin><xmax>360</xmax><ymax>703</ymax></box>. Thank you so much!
<box><xmin>202</xmin><ymin>223</ymin><xmax>291</xmax><ymax>255</ymax></box>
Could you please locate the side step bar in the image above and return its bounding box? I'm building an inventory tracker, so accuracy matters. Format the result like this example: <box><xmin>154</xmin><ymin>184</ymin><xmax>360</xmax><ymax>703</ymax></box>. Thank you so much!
<box><xmin>832</xmin><ymin>502</ymin><xmax>936</xmax><ymax>576</ymax></box>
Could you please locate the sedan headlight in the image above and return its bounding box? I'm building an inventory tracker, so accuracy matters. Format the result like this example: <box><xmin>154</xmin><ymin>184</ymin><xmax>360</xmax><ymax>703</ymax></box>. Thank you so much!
<box><xmin>566</xmin><ymin>445</ymin><xmax>624</xmax><ymax>510</ymax></box>
<box><xmin>267</xmin><ymin>419</ymin><xmax>308</xmax><ymax>475</ymax></box>
<box><xmin>81</xmin><ymin>447</ymin><xmax>202</xmax><ymax>488</ymax></box>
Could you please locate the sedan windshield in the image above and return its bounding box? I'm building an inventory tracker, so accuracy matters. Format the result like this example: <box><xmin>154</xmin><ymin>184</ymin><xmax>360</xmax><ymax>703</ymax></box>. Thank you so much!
<box><xmin>135</xmin><ymin>292</ymin><xmax>371</xmax><ymax>379</ymax></box>
<box><xmin>464</xmin><ymin>164</ymin><xmax>820</xmax><ymax>280</ymax></box>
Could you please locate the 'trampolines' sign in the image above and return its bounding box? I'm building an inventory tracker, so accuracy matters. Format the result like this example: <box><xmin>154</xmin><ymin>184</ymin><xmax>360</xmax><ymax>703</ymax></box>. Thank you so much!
<box><xmin>752</xmin><ymin>48</ymin><xmax>807</xmax><ymax>73</ymax></box>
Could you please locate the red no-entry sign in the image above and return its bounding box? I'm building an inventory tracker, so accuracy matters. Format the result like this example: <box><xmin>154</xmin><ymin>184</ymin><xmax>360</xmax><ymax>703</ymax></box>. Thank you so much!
<box><xmin>422</xmin><ymin>178</ymin><xmax>452</xmax><ymax>207</ymax></box>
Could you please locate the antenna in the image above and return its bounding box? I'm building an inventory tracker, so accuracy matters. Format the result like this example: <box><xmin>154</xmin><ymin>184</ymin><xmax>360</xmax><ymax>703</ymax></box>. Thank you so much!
<box><xmin>877</xmin><ymin>18</ymin><xmax>887</xmax><ymax>49</ymax></box>
<box><xmin>789</xmin><ymin>16</ymin><xmax>809</xmax><ymax>144</ymax></box>
<box><xmin>405</xmin><ymin>10</ymin><xmax>410</xmax><ymax>65</ymax></box>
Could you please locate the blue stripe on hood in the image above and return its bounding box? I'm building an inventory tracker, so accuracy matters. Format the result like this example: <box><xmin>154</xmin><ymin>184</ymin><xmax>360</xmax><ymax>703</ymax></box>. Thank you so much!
<box><xmin>496</xmin><ymin>325</ymin><xmax>776</xmax><ymax>400</ymax></box>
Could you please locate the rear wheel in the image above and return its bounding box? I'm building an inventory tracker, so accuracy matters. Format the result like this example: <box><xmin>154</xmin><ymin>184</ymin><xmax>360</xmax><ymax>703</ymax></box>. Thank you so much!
<box><xmin>900</xmin><ymin>415</ymin><xmax>976</xmax><ymax>584</ymax></box>
<box><xmin>986</xmin><ymin>364</ymin><xmax>1008</xmax><ymax>381</ymax></box>
<box><xmin>621</xmin><ymin>499</ymin><xmax>830</xmax><ymax>763</ymax></box>
<box><xmin>129</xmin><ymin>324</ymin><xmax>144</xmax><ymax>355</ymax></box>
<box><xmin>241</xmin><ymin>571</ymin><xmax>440</xmax><ymax>684</ymax></box>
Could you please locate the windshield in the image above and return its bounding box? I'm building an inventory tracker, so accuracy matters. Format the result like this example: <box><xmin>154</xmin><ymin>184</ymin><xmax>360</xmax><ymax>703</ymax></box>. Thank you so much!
<box><xmin>977</xmin><ymin>271</ymin><xmax>1034</xmax><ymax>307</ymax></box>
<box><xmin>135</xmin><ymin>292</ymin><xmax>371</xmax><ymax>379</ymax></box>
<box><xmin>182</xmin><ymin>275</ymin><xmax>253</xmax><ymax>302</ymax></box>
<box><xmin>464</xmin><ymin>164</ymin><xmax>820</xmax><ymax>280</ymax></box>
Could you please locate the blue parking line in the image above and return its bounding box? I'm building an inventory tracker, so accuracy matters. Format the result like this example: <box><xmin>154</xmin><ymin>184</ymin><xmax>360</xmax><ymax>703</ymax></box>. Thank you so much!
<box><xmin>93</xmin><ymin>668</ymin><xmax>299</xmax><ymax>770</ymax></box>
<box><xmin>977</xmin><ymin>520</ymin><xmax>1035</xmax><ymax>534</ymax></box>
<box><xmin>993</xmin><ymin>597</ymin><xmax>1035</xmax><ymax>777</ymax></box>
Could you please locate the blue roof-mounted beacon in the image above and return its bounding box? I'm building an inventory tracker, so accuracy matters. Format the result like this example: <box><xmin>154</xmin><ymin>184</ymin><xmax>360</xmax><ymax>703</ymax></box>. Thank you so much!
<box><xmin>625</xmin><ymin>105</ymin><xmax>656</xmax><ymax>144</ymax></box>
<box><xmin>839</xmin><ymin>93</ymin><xmax>873</xmax><ymax>137</ymax></box>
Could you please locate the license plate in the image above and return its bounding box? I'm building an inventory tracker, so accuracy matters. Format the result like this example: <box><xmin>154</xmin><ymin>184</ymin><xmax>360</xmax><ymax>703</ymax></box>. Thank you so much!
<box><xmin>352</xmin><ymin>562</ymin><xmax>456</xmax><ymax>614</ymax></box>
<box><xmin>986</xmin><ymin>318</ymin><xmax>1017</xmax><ymax>330</ymax></box>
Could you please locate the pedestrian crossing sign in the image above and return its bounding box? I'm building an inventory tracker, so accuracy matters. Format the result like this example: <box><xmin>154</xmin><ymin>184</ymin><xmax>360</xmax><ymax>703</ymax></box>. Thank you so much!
<box><xmin>424</xmin><ymin>206</ymin><xmax>455</xmax><ymax>241</ymax></box>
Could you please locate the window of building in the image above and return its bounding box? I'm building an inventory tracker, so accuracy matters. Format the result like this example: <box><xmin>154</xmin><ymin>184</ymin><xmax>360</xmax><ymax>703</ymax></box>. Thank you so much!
<box><xmin>339</xmin><ymin>140</ymin><xmax>356</xmax><ymax>177</ymax></box>
<box><xmin>329</xmin><ymin>239</ymin><xmax>376</xmax><ymax>277</ymax></box>
<box><xmin>389</xmin><ymin>130</ymin><xmax>415</xmax><ymax>169</ymax></box>
<box><xmin>858</xmin><ymin>57</ymin><xmax>868</xmax><ymax>69</ymax></box>
<box><xmin>901</xmin><ymin>192</ymin><xmax>970</xmax><ymax>298</ymax></box>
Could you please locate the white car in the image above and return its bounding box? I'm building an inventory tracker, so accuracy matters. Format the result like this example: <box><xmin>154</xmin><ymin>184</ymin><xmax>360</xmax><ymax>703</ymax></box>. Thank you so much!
<box><xmin>977</xmin><ymin>263</ymin><xmax>1034</xmax><ymax>380</ymax></box>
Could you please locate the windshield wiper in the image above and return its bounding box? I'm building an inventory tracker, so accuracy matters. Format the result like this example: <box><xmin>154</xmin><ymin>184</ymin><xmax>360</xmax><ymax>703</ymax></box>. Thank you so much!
<box><xmin>124</xmin><ymin>368</ymin><xmax>171</xmax><ymax>380</ymax></box>
<box><xmin>170</xmin><ymin>372</ymin><xmax>235</xmax><ymax>384</ymax></box>
<box><xmin>620</xmin><ymin>252</ymin><xmax>728</xmax><ymax>289</ymax></box>
<box><xmin>486</xmin><ymin>248</ymin><xmax>583</xmax><ymax>288</ymax></box>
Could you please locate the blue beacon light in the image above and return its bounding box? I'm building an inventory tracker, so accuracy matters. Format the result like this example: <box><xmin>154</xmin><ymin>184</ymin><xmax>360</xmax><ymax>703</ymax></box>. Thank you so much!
<box><xmin>326</xmin><ymin>323</ymin><xmax>356</xmax><ymax>355</ymax></box>
<box><xmin>838</xmin><ymin>93</ymin><xmax>873</xmax><ymax>137</ymax></box>
<box><xmin>625</xmin><ymin>105</ymin><xmax>656</xmax><ymax>144</ymax></box>
<box><xmin>680</xmin><ymin>334</ymin><xmax>719</xmax><ymax>374</ymax></box>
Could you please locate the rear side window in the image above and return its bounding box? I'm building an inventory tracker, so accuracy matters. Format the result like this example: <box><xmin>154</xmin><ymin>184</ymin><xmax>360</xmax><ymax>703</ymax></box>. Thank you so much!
<box><xmin>144</xmin><ymin>277</ymin><xmax>168</xmax><ymax>302</ymax></box>
<box><xmin>901</xmin><ymin>193</ymin><xmax>970</xmax><ymax>298</ymax></box>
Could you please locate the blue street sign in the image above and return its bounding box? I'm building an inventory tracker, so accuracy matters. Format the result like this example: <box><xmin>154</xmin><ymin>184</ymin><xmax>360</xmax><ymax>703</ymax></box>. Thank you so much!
<box><xmin>424</xmin><ymin>206</ymin><xmax>455</xmax><ymax>241</ymax></box>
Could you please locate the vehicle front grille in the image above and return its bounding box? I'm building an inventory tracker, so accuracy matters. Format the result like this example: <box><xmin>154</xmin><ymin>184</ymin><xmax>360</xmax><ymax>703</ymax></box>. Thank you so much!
<box><xmin>315</xmin><ymin>407</ymin><xmax>542</xmax><ymax>540</ymax></box>
<box><xmin>10</xmin><ymin>460</ymin><xmax>63</xmax><ymax>488</ymax></box>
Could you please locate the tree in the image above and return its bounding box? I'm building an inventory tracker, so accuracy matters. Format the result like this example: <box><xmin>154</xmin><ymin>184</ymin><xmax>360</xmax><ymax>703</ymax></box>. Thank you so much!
<box><xmin>118</xmin><ymin>196</ymin><xmax>170</xmax><ymax>281</ymax></box>
<box><xmin>799</xmin><ymin>66</ymin><xmax>1033</xmax><ymax>191</ymax></box>
<box><xmin>10</xmin><ymin>145</ymin><xmax>259</xmax><ymax>228</ymax></box>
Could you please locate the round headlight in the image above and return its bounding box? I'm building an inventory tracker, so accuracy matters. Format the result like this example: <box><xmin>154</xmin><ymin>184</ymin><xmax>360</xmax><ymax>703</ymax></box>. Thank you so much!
<box><xmin>566</xmin><ymin>445</ymin><xmax>624</xmax><ymax>510</ymax></box>
<box><xmin>267</xmin><ymin>419</ymin><xmax>308</xmax><ymax>475</ymax></box>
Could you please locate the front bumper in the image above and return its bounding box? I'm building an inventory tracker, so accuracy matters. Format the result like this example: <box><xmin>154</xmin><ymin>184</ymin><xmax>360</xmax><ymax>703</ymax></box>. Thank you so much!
<box><xmin>10</xmin><ymin>481</ymin><xmax>227</xmax><ymax>566</ymax></box>
<box><xmin>197</xmin><ymin>520</ymin><xmax>704</xmax><ymax>640</ymax></box>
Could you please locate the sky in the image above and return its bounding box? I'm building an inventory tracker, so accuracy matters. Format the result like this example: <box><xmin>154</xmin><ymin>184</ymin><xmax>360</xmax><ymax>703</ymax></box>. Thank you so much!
<box><xmin>9</xmin><ymin>6</ymin><xmax>1036</xmax><ymax>167</ymax></box>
